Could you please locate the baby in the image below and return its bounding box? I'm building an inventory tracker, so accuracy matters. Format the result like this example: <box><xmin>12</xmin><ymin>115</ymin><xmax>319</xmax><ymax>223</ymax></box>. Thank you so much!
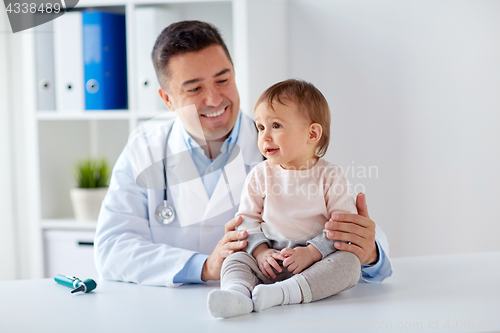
<box><xmin>207</xmin><ymin>79</ymin><xmax>361</xmax><ymax>318</ymax></box>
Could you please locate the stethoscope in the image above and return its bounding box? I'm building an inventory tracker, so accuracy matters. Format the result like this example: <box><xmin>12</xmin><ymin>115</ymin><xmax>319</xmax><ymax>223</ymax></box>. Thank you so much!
<box><xmin>155</xmin><ymin>125</ymin><xmax>176</xmax><ymax>224</ymax></box>
<box><xmin>153</xmin><ymin>118</ymin><xmax>237</xmax><ymax>224</ymax></box>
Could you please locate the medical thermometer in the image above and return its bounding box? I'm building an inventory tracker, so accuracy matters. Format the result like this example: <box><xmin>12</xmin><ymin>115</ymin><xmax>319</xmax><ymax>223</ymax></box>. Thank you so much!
<box><xmin>54</xmin><ymin>274</ymin><xmax>97</xmax><ymax>294</ymax></box>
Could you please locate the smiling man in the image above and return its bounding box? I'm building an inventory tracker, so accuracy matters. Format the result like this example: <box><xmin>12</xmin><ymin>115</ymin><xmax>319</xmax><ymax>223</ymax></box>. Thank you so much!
<box><xmin>94</xmin><ymin>21</ymin><xmax>392</xmax><ymax>286</ymax></box>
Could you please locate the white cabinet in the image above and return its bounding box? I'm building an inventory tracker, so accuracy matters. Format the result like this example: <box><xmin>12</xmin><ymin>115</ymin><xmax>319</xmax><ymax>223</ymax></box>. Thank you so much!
<box><xmin>22</xmin><ymin>0</ymin><xmax>287</xmax><ymax>279</ymax></box>
<box><xmin>43</xmin><ymin>229</ymin><xmax>99</xmax><ymax>279</ymax></box>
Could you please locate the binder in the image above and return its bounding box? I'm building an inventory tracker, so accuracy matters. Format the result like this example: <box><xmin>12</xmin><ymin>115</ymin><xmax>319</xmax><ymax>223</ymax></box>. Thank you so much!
<box><xmin>53</xmin><ymin>11</ymin><xmax>85</xmax><ymax>112</ymax></box>
<box><xmin>35</xmin><ymin>19</ymin><xmax>56</xmax><ymax>111</ymax></box>
<box><xmin>83</xmin><ymin>11</ymin><xmax>128</xmax><ymax>110</ymax></box>
<box><xmin>135</xmin><ymin>7</ymin><xmax>179</xmax><ymax>112</ymax></box>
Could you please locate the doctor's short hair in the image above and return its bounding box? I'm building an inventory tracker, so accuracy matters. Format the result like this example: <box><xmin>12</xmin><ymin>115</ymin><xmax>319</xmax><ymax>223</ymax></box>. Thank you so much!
<box><xmin>255</xmin><ymin>79</ymin><xmax>331</xmax><ymax>158</ymax></box>
<box><xmin>152</xmin><ymin>20</ymin><xmax>233</xmax><ymax>89</ymax></box>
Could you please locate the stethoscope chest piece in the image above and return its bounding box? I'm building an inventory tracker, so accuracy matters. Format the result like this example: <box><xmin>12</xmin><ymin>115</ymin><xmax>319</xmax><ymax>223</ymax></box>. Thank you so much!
<box><xmin>154</xmin><ymin>124</ymin><xmax>176</xmax><ymax>225</ymax></box>
<box><xmin>156</xmin><ymin>202</ymin><xmax>175</xmax><ymax>225</ymax></box>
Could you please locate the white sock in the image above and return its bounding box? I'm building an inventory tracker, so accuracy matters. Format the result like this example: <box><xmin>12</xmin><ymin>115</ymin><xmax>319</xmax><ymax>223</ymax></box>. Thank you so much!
<box><xmin>252</xmin><ymin>278</ymin><xmax>302</xmax><ymax>312</ymax></box>
<box><xmin>207</xmin><ymin>284</ymin><xmax>253</xmax><ymax>318</ymax></box>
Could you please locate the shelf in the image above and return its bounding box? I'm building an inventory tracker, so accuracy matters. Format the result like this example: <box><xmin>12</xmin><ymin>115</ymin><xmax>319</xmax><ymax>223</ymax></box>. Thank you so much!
<box><xmin>136</xmin><ymin>112</ymin><xmax>177</xmax><ymax>120</ymax></box>
<box><xmin>36</xmin><ymin>111</ymin><xmax>177</xmax><ymax>121</ymax></box>
<box><xmin>41</xmin><ymin>219</ymin><xmax>98</xmax><ymax>231</ymax></box>
<box><xmin>37</xmin><ymin>111</ymin><xmax>131</xmax><ymax>120</ymax></box>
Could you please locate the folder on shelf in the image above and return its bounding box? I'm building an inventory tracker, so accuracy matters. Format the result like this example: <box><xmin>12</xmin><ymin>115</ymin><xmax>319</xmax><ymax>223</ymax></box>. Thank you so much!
<box><xmin>83</xmin><ymin>11</ymin><xmax>128</xmax><ymax>110</ymax></box>
<box><xmin>53</xmin><ymin>11</ymin><xmax>85</xmax><ymax>112</ymax></box>
<box><xmin>35</xmin><ymin>19</ymin><xmax>56</xmax><ymax>111</ymax></box>
<box><xmin>135</xmin><ymin>7</ymin><xmax>179</xmax><ymax>112</ymax></box>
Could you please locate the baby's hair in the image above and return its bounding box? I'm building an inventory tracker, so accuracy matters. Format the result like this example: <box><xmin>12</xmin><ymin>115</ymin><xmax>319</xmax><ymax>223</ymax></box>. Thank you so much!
<box><xmin>255</xmin><ymin>79</ymin><xmax>331</xmax><ymax>157</ymax></box>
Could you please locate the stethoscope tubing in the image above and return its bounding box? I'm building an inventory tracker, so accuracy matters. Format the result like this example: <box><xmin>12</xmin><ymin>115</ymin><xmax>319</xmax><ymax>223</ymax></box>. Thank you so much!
<box><xmin>156</xmin><ymin>122</ymin><xmax>175</xmax><ymax>224</ymax></box>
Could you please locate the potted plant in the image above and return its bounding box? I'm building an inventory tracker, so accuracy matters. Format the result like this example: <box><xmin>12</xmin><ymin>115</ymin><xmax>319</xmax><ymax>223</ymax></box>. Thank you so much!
<box><xmin>70</xmin><ymin>158</ymin><xmax>110</xmax><ymax>221</ymax></box>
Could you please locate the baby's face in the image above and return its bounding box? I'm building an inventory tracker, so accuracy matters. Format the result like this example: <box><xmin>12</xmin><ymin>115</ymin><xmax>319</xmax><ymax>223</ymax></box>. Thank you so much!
<box><xmin>255</xmin><ymin>101</ymin><xmax>316</xmax><ymax>169</ymax></box>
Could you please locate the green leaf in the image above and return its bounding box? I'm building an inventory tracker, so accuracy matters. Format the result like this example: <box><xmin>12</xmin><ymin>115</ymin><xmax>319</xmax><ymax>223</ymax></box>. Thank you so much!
<box><xmin>74</xmin><ymin>158</ymin><xmax>110</xmax><ymax>188</ymax></box>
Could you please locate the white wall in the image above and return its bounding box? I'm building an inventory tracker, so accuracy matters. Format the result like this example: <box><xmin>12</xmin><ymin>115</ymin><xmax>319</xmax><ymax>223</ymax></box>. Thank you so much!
<box><xmin>288</xmin><ymin>0</ymin><xmax>500</xmax><ymax>257</ymax></box>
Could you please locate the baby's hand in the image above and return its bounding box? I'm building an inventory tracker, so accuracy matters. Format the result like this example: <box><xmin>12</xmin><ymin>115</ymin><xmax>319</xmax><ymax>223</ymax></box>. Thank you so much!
<box><xmin>253</xmin><ymin>244</ymin><xmax>285</xmax><ymax>279</ymax></box>
<box><xmin>281</xmin><ymin>245</ymin><xmax>322</xmax><ymax>274</ymax></box>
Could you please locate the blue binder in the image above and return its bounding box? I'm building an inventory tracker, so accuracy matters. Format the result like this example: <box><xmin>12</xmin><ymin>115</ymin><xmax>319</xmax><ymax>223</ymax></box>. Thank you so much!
<box><xmin>83</xmin><ymin>12</ymin><xmax>128</xmax><ymax>110</ymax></box>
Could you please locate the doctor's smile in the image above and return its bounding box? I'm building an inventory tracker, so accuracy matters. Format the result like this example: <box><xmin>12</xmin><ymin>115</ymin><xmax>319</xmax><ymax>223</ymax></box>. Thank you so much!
<box><xmin>200</xmin><ymin>105</ymin><xmax>228</xmax><ymax>118</ymax></box>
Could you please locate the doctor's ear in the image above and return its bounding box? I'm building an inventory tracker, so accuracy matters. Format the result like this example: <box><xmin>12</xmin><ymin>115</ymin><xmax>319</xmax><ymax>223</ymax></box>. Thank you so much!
<box><xmin>307</xmin><ymin>123</ymin><xmax>322</xmax><ymax>144</ymax></box>
<box><xmin>158</xmin><ymin>87</ymin><xmax>174</xmax><ymax>111</ymax></box>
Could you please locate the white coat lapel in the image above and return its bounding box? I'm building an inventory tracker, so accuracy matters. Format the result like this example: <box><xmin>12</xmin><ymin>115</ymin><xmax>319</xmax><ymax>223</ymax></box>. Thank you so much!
<box><xmin>166</xmin><ymin>119</ymin><xmax>209</xmax><ymax>227</ymax></box>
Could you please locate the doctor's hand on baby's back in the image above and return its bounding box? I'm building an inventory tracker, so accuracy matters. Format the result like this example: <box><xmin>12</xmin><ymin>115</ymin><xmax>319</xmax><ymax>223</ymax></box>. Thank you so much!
<box><xmin>325</xmin><ymin>192</ymin><xmax>379</xmax><ymax>265</ymax></box>
<box><xmin>201</xmin><ymin>216</ymin><xmax>248</xmax><ymax>281</ymax></box>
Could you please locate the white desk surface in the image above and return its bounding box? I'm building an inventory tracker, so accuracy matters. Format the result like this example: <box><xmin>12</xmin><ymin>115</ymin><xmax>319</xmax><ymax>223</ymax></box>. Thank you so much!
<box><xmin>1</xmin><ymin>252</ymin><xmax>499</xmax><ymax>333</ymax></box>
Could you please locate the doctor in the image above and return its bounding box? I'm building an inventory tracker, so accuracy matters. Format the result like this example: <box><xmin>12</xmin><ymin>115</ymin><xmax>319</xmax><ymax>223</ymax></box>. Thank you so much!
<box><xmin>94</xmin><ymin>21</ymin><xmax>392</xmax><ymax>287</ymax></box>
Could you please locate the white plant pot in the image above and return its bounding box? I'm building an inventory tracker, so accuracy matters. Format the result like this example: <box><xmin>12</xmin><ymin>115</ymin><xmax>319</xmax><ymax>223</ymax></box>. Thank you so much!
<box><xmin>70</xmin><ymin>187</ymin><xmax>108</xmax><ymax>221</ymax></box>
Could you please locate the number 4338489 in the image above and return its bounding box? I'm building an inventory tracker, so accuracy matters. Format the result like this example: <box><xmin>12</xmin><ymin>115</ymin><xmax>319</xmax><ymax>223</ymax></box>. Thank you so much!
<box><xmin>5</xmin><ymin>2</ymin><xmax>62</xmax><ymax>14</ymax></box>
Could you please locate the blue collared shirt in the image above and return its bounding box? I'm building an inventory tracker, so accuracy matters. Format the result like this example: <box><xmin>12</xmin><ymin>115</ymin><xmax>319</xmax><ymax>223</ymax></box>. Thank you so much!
<box><xmin>173</xmin><ymin>111</ymin><xmax>242</xmax><ymax>284</ymax></box>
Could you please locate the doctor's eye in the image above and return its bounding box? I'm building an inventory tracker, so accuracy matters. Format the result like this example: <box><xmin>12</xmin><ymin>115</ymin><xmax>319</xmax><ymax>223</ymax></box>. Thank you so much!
<box><xmin>217</xmin><ymin>79</ymin><xmax>228</xmax><ymax>84</ymax></box>
<box><xmin>272</xmin><ymin>122</ymin><xmax>281</xmax><ymax>129</ymax></box>
<box><xmin>188</xmin><ymin>87</ymin><xmax>201</xmax><ymax>93</ymax></box>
